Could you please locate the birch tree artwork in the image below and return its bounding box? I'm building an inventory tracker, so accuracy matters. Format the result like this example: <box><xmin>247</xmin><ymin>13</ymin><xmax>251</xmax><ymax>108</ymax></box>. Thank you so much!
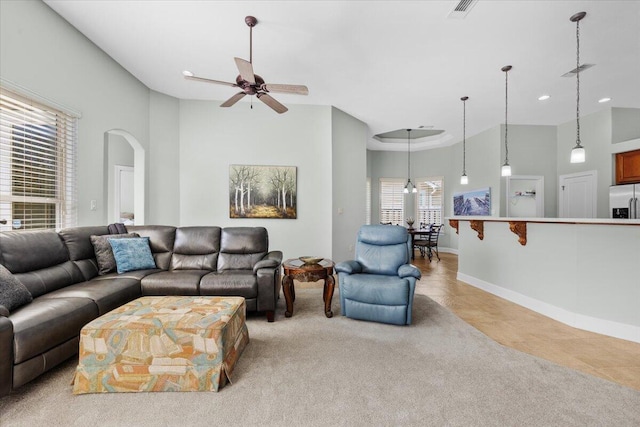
<box><xmin>229</xmin><ymin>165</ymin><xmax>297</xmax><ymax>218</ymax></box>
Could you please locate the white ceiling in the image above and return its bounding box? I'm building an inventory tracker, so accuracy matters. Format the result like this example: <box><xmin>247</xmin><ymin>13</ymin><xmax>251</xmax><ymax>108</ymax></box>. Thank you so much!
<box><xmin>43</xmin><ymin>0</ymin><xmax>640</xmax><ymax>151</ymax></box>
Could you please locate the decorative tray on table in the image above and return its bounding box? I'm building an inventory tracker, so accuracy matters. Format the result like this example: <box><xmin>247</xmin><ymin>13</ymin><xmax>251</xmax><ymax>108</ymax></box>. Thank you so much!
<box><xmin>299</xmin><ymin>256</ymin><xmax>323</xmax><ymax>265</ymax></box>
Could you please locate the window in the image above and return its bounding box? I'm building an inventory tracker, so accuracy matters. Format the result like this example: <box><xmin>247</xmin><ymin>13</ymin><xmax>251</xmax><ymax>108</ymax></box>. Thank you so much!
<box><xmin>416</xmin><ymin>177</ymin><xmax>443</xmax><ymax>226</ymax></box>
<box><xmin>0</xmin><ymin>87</ymin><xmax>77</xmax><ymax>231</ymax></box>
<box><xmin>379</xmin><ymin>178</ymin><xmax>405</xmax><ymax>225</ymax></box>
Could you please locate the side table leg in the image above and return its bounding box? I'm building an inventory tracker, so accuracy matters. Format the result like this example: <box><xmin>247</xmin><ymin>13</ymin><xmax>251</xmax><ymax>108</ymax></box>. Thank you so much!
<box><xmin>323</xmin><ymin>275</ymin><xmax>335</xmax><ymax>318</ymax></box>
<box><xmin>282</xmin><ymin>275</ymin><xmax>294</xmax><ymax>318</ymax></box>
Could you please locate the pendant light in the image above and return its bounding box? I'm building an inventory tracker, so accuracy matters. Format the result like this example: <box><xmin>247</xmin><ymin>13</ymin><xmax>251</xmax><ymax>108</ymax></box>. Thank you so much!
<box><xmin>403</xmin><ymin>129</ymin><xmax>417</xmax><ymax>194</ymax></box>
<box><xmin>570</xmin><ymin>12</ymin><xmax>587</xmax><ymax>163</ymax></box>
<box><xmin>501</xmin><ymin>65</ymin><xmax>512</xmax><ymax>177</ymax></box>
<box><xmin>460</xmin><ymin>96</ymin><xmax>469</xmax><ymax>185</ymax></box>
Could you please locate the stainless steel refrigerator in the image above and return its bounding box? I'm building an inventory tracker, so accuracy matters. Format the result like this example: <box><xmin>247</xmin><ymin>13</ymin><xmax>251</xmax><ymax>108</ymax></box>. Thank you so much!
<box><xmin>609</xmin><ymin>184</ymin><xmax>640</xmax><ymax>218</ymax></box>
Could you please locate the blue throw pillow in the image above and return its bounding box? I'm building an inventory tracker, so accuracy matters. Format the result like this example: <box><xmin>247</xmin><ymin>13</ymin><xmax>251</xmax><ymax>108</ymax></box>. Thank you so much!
<box><xmin>108</xmin><ymin>237</ymin><xmax>156</xmax><ymax>274</ymax></box>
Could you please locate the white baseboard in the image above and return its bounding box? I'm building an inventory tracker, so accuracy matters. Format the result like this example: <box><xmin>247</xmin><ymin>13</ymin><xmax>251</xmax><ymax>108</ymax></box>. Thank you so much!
<box><xmin>439</xmin><ymin>247</ymin><xmax>458</xmax><ymax>255</ymax></box>
<box><xmin>457</xmin><ymin>272</ymin><xmax>640</xmax><ymax>344</ymax></box>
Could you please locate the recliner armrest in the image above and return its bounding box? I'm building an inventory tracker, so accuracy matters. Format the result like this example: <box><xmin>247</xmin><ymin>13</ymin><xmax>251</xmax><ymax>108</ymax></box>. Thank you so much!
<box><xmin>335</xmin><ymin>260</ymin><xmax>362</xmax><ymax>275</ymax></box>
<box><xmin>398</xmin><ymin>264</ymin><xmax>421</xmax><ymax>280</ymax></box>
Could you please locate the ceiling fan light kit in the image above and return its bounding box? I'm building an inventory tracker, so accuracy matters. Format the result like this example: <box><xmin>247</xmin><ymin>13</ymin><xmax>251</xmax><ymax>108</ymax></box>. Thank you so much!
<box><xmin>182</xmin><ymin>15</ymin><xmax>309</xmax><ymax>114</ymax></box>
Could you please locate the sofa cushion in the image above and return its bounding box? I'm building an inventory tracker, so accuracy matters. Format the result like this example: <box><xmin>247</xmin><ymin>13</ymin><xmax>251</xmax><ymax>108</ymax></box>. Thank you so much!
<box><xmin>90</xmin><ymin>233</ymin><xmax>139</xmax><ymax>275</ymax></box>
<box><xmin>0</xmin><ymin>230</ymin><xmax>69</xmax><ymax>274</ymax></box>
<box><xmin>170</xmin><ymin>227</ymin><xmax>220</xmax><ymax>271</ymax></box>
<box><xmin>0</xmin><ymin>264</ymin><xmax>32</xmax><ymax>316</ymax></box>
<box><xmin>13</xmin><ymin>261</ymin><xmax>85</xmax><ymax>298</ymax></box>
<box><xmin>59</xmin><ymin>226</ymin><xmax>110</xmax><ymax>261</ymax></box>
<box><xmin>200</xmin><ymin>271</ymin><xmax>258</xmax><ymax>298</ymax></box>
<box><xmin>41</xmin><ymin>277</ymin><xmax>141</xmax><ymax>315</ymax></box>
<box><xmin>109</xmin><ymin>237</ymin><xmax>156</xmax><ymax>274</ymax></box>
<box><xmin>125</xmin><ymin>226</ymin><xmax>176</xmax><ymax>270</ymax></box>
<box><xmin>10</xmin><ymin>297</ymin><xmax>98</xmax><ymax>364</ymax></box>
<box><xmin>140</xmin><ymin>270</ymin><xmax>208</xmax><ymax>295</ymax></box>
<box><xmin>217</xmin><ymin>227</ymin><xmax>268</xmax><ymax>271</ymax></box>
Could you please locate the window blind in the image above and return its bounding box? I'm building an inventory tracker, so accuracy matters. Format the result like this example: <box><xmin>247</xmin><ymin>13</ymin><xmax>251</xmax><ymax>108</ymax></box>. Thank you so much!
<box><xmin>0</xmin><ymin>87</ymin><xmax>77</xmax><ymax>231</ymax></box>
<box><xmin>379</xmin><ymin>178</ymin><xmax>405</xmax><ymax>225</ymax></box>
<box><xmin>416</xmin><ymin>177</ymin><xmax>443</xmax><ymax>226</ymax></box>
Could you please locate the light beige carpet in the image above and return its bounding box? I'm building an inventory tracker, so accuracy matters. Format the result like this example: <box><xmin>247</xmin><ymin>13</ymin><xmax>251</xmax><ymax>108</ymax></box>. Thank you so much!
<box><xmin>1</xmin><ymin>289</ymin><xmax>639</xmax><ymax>426</ymax></box>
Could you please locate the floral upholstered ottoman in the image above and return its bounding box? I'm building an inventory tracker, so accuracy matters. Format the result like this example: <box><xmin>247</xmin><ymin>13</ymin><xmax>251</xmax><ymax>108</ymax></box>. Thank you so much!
<box><xmin>72</xmin><ymin>296</ymin><xmax>249</xmax><ymax>393</ymax></box>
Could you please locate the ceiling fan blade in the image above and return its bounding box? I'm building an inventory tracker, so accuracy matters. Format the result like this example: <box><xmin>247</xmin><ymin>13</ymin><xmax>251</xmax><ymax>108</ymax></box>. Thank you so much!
<box><xmin>184</xmin><ymin>74</ymin><xmax>237</xmax><ymax>87</ymax></box>
<box><xmin>262</xmin><ymin>83</ymin><xmax>309</xmax><ymax>96</ymax></box>
<box><xmin>257</xmin><ymin>93</ymin><xmax>288</xmax><ymax>114</ymax></box>
<box><xmin>234</xmin><ymin>57</ymin><xmax>256</xmax><ymax>84</ymax></box>
<box><xmin>220</xmin><ymin>92</ymin><xmax>247</xmax><ymax>107</ymax></box>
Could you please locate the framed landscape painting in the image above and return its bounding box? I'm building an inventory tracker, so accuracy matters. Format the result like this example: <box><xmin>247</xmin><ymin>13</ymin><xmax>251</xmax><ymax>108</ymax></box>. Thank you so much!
<box><xmin>229</xmin><ymin>165</ymin><xmax>297</xmax><ymax>219</ymax></box>
<box><xmin>453</xmin><ymin>187</ymin><xmax>491</xmax><ymax>216</ymax></box>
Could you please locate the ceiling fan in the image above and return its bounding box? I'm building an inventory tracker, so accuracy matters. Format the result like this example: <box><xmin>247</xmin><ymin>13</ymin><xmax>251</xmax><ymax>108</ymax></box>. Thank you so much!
<box><xmin>182</xmin><ymin>16</ymin><xmax>309</xmax><ymax>114</ymax></box>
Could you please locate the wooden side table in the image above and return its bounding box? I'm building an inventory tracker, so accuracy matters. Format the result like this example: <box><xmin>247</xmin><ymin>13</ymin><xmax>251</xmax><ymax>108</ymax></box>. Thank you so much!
<box><xmin>282</xmin><ymin>258</ymin><xmax>335</xmax><ymax>318</ymax></box>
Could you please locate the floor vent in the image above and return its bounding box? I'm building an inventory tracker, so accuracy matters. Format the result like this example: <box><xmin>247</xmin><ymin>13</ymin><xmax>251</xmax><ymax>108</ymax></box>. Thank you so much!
<box><xmin>448</xmin><ymin>0</ymin><xmax>479</xmax><ymax>19</ymax></box>
<box><xmin>561</xmin><ymin>63</ymin><xmax>596</xmax><ymax>77</ymax></box>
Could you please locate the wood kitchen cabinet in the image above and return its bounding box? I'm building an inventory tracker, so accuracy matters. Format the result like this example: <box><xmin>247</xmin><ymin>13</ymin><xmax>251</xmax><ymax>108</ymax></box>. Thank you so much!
<box><xmin>615</xmin><ymin>149</ymin><xmax>640</xmax><ymax>184</ymax></box>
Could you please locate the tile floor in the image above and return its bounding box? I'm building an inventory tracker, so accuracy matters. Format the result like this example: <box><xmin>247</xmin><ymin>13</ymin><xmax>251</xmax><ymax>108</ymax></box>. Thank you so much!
<box><xmin>413</xmin><ymin>252</ymin><xmax>640</xmax><ymax>391</ymax></box>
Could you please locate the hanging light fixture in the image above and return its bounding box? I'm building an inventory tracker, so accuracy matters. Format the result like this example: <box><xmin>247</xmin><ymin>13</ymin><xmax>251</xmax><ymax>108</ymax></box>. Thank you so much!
<box><xmin>460</xmin><ymin>96</ymin><xmax>469</xmax><ymax>185</ymax></box>
<box><xmin>570</xmin><ymin>11</ymin><xmax>587</xmax><ymax>163</ymax></box>
<box><xmin>403</xmin><ymin>129</ymin><xmax>417</xmax><ymax>194</ymax></box>
<box><xmin>501</xmin><ymin>65</ymin><xmax>512</xmax><ymax>177</ymax></box>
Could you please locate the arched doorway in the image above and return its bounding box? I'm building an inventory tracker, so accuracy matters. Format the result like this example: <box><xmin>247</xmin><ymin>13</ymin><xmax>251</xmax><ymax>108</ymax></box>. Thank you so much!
<box><xmin>104</xmin><ymin>129</ymin><xmax>145</xmax><ymax>225</ymax></box>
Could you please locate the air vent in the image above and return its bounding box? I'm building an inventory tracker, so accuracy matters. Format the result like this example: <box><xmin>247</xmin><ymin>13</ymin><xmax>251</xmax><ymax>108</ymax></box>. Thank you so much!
<box><xmin>561</xmin><ymin>63</ymin><xmax>595</xmax><ymax>77</ymax></box>
<box><xmin>448</xmin><ymin>0</ymin><xmax>478</xmax><ymax>19</ymax></box>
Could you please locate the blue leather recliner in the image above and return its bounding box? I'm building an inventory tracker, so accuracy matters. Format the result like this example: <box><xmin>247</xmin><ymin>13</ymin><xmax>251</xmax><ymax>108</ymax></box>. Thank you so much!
<box><xmin>336</xmin><ymin>225</ymin><xmax>421</xmax><ymax>325</ymax></box>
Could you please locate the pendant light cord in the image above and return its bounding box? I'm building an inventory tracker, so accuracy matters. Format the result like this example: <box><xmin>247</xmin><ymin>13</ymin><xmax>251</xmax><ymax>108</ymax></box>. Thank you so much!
<box><xmin>504</xmin><ymin>69</ymin><xmax>509</xmax><ymax>164</ymax></box>
<box><xmin>575</xmin><ymin>18</ymin><xmax>581</xmax><ymax>146</ymax></box>
<box><xmin>407</xmin><ymin>129</ymin><xmax>411</xmax><ymax>183</ymax></box>
<box><xmin>462</xmin><ymin>100</ymin><xmax>466</xmax><ymax>174</ymax></box>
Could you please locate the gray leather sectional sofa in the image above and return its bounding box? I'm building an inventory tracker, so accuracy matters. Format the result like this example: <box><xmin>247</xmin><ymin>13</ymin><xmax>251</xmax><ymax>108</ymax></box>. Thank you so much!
<box><xmin>0</xmin><ymin>225</ymin><xmax>282</xmax><ymax>396</ymax></box>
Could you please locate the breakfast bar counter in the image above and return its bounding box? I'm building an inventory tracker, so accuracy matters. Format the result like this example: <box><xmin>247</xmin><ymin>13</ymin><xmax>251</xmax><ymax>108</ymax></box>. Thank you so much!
<box><xmin>448</xmin><ymin>216</ymin><xmax>640</xmax><ymax>344</ymax></box>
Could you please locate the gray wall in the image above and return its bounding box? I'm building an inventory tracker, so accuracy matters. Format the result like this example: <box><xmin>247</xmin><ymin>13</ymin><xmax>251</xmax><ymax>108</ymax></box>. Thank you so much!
<box><xmin>612</xmin><ymin>108</ymin><xmax>640</xmax><ymax>144</ymax></box>
<box><xmin>331</xmin><ymin>107</ymin><xmax>367</xmax><ymax>263</ymax></box>
<box><xmin>0</xmin><ymin>0</ymin><xmax>151</xmax><ymax>226</ymax></box>
<box><xmin>148</xmin><ymin>90</ymin><xmax>180</xmax><ymax>225</ymax></box>
<box><xmin>499</xmin><ymin>125</ymin><xmax>557</xmax><ymax>217</ymax></box>
<box><xmin>178</xmin><ymin>100</ymin><xmax>333</xmax><ymax>260</ymax></box>
<box><xmin>556</xmin><ymin>108</ymin><xmax>640</xmax><ymax>217</ymax></box>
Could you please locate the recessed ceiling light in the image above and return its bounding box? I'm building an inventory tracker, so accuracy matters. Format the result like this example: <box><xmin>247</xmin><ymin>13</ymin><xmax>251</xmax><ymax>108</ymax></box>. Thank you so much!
<box><xmin>182</xmin><ymin>70</ymin><xmax>194</xmax><ymax>77</ymax></box>
<box><xmin>538</xmin><ymin>95</ymin><xmax>550</xmax><ymax>101</ymax></box>
<box><xmin>598</xmin><ymin>97</ymin><xmax>611</xmax><ymax>103</ymax></box>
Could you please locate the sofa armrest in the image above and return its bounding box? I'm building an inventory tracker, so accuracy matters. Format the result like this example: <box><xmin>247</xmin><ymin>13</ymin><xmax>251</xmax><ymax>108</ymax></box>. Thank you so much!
<box><xmin>398</xmin><ymin>264</ymin><xmax>421</xmax><ymax>280</ymax></box>
<box><xmin>253</xmin><ymin>259</ymin><xmax>280</xmax><ymax>273</ymax></box>
<box><xmin>264</xmin><ymin>250</ymin><xmax>283</xmax><ymax>264</ymax></box>
<box><xmin>0</xmin><ymin>315</ymin><xmax>13</xmax><ymax>397</ymax></box>
<box><xmin>335</xmin><ymin>260</ymin><xmax>362</xmax><ymax>275</ymax></box>
<box><xmin>0</xmin><ymin>305</ymin><xmax>9</xmax><ymax>317</ymax></box>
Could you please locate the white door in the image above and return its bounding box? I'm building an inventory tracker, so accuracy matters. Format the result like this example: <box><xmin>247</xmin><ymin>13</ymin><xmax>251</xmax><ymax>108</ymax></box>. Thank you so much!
<box><xmin>114</xmin><ymin>165</ymin><xmax>135</xmax><ymax>224</ymax></box>
<box><xmin>559</xmin><ymin>170</ymin><xmax>597</xmax><ymax>218</ymax></box>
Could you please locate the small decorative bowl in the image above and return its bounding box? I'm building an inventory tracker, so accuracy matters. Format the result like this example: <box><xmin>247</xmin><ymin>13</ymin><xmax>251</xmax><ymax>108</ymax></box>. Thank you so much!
<box><xmin>299</xmin><ymin>256</ymin><xmax>323</xmax><ymax>265</ymax></box>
